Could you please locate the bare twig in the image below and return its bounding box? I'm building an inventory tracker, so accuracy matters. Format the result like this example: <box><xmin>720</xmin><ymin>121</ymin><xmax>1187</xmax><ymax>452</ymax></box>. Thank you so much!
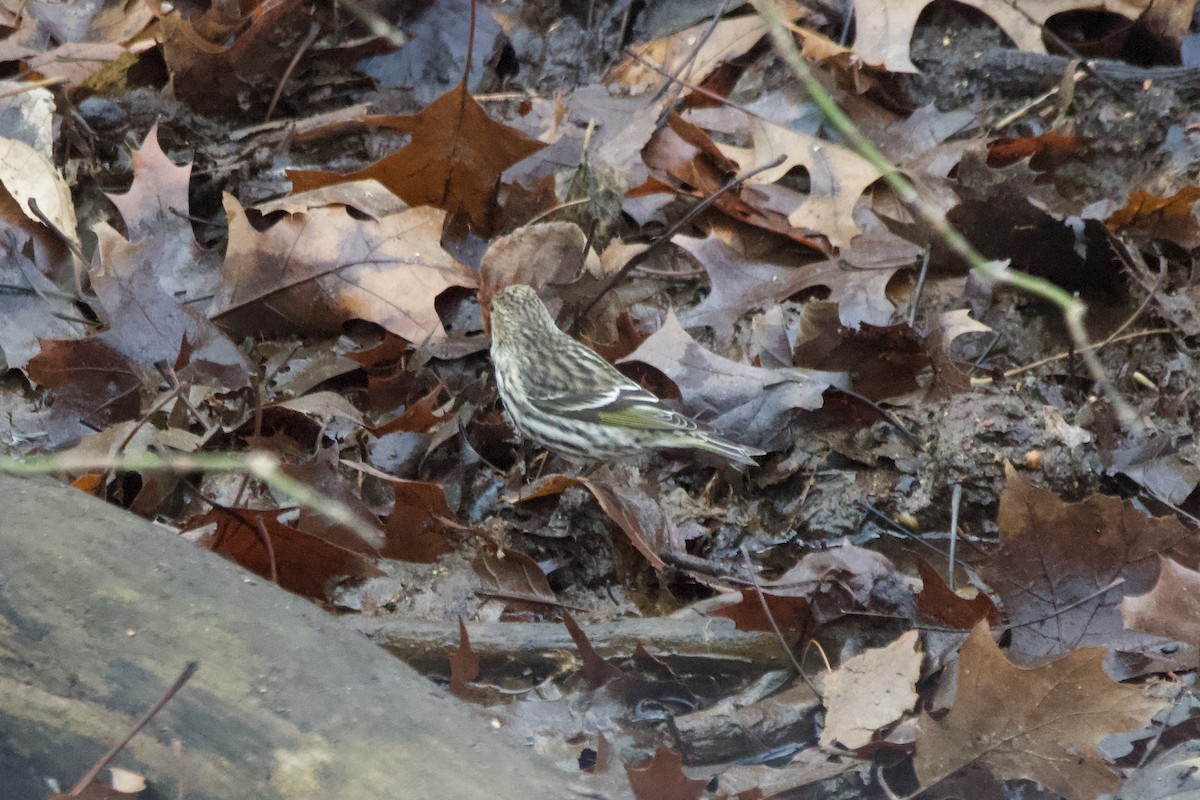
<box><xmin>569</xmin><ymin>154</ymin><xmax>787</xmax><ymax>332</ymax></box>
<box><xmin>62</xmin><ymin>662</ymin><xmax>199</xmax><ymax>797</ymax></box>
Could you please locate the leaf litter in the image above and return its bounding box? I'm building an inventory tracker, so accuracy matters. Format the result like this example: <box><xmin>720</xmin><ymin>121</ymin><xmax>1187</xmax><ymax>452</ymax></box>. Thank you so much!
<box><xmin>6</xmin><ymin>0</ymin><xmax>1200</xmax><ymax>797</ymax></box>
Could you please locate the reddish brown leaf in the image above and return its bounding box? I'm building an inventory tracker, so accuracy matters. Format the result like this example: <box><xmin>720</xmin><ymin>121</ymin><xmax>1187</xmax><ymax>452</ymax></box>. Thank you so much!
<box><xmin>563</xmin><ymin>612</ymin><xmax>625</xmax><ymax>689</ymax></box>
<box><xmin>278</xmin><ymin>449</ymin><xmax>386</xmax><ymax>552</ymax></box>
<box><xmin>713</xmin><ymin>588</ymin><xmax>813</xmax><ymax>639</ymax></box>
<box><xmin>378</xmin><ymin>479</ymin><xmax>456</xmax><ymax>563</ymax></box>
<box><xmin>448</xmin><ymin>617</ymin><xmax>483</xmax><ymax>701</ymax></box>
<box><xmin>158</xmin><ymin>0</ymin><xmax>311</xmax><ymax>114</ymax></box>
<box><xmin>914</xmin><ymin>622</ymin><xmax>1163</xmax><ymax>799</ymax></box>
<box><xmin>27</xmin><ymin>338</ymin><xmax>143</xmax><ymax>440</ymax></box>
<box><xmin>915</xmin><ymin>560</ymin><xmax>1000</xmax><ymax>629</ymax></box>
<box><xmin>791</xmin><ymin>300</ymin><xmax>931</xmax><ymax>401</ymax></box>
<box><xmin>641</xmin><ymin>114</ymin><xmax>827</xmax><ymax>251</ymax></box>
<box><xmin>192</xmin><ymin>507</ymin><xmax>384</xmax><ymax>601</ymax></box>
<box><xmin>288</xmin><ymin>82</ymin><xmax>544</xmax><ymax>235</ymax></box>
<box><xmin>625</xmin><ymin>746</ymin><xmax>708</xmax><ymax>800</ymax></box>
<box><xmin>986</xmin><ymin>133</ymin><xmax>1091</xmax><ymax>171</ymax></box>
<box><xmin>472</xmin><ymin>544</ymin><xmax>558</xmax><ymax>610</ymax></box>
<box><xmin>1105</xmin><ymin>186</ymin><xmax>1200</xmax><ymax>248</ymax></box>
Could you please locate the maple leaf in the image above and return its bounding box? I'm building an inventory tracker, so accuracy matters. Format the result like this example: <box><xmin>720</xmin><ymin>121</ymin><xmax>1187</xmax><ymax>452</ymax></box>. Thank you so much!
<box><xmin>980</xmin><ymin>464</ymin><xmax>1200</xmax><ymax>669</ymax></box>
<box><xmin>288</xmin><ymin>82</ymin><xmax>544</xmax><ymax>235</ymax></box>
<box><xmin>913</xmin><ymin>622</ymin><xmax>1163</xmax><ymax>799</ymax></box>
<box><xmin>212</xmin><ymin>195</ymin><xmax>477</xmax><ymax>343</ymax></box>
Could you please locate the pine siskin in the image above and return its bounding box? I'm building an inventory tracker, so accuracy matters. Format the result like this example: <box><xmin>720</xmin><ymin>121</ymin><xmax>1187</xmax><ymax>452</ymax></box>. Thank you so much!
<box><xmin>489</xmin><ymin>284</ymin><xmax>765</xmax><ymax>465</ymax></box>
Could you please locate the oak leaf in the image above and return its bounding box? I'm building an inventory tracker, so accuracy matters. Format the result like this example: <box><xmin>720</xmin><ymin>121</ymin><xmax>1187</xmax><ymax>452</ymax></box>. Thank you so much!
<box><xmin>851</xmin><ymin>0</ymin><xmax>1150</xmax><ymax>73</ymax></box>
<box><xmin>212</xmin><ymin>195</ymin><xmax>476</xmax><ymax>343</ymax></box>
<box><xmin>288</xmin><ymin>81</ymin><xmax>544</xmax><ymax>236</ymax></box>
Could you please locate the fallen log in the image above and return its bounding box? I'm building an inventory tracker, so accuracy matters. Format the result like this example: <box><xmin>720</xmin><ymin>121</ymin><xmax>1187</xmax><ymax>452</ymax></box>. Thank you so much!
<box><xmin>0</xmin><ymin>474</ymin><xmax>581</xmax><ymax>800</ymax></box>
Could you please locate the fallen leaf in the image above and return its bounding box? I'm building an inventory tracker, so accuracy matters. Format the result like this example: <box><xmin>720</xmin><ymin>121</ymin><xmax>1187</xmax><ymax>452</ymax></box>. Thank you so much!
<box><xmin>791</xmin><ymin>301</ymin><xmax>931</xmax><ymax>401</ymax></box>
<box><xmin>192</xmin><ymin>506</ymin><xmax>384</xmax><ymax>601</ymax></box>
<box><xmin>212</xmin><ymin>196</ymin><xmax>477</xmax><ymax>342</ymax></box>
<box><xmin>448</xmin><ymin>617</ymin><xmax>483</xmax><ymax>701</ymax></box>
<box><xmin>620</xmin><ymin>310</ymin><xmax>841</xmax><ymax>452</ymax></box>
<box><xmin>981</xmin><ymin>464</ymin><xmax>1200</xmax><ymax>668</ymax></box>
<box><xmin>606</xmin><ymin>15</ymin><xmax>768</xmax><ymax>93</ymax></box>
<box><xmin>820</xmin><ymin>629</ymin><xmax>922</xmax><ymax>750</ymax></box>
<box><xmin>913</xmin><ymin>622</ymin><xmax>1163</xmax><ymax>799</ymax></box>
<box><xmin>915</xmin><ymin>560</ymin><xmax>1000</xmax><ymax>629</ymax></box>
<box><xmin>758</xmin><ymin>542</ymin><xmax>913</xmax><ymax>624</ymax></box>
<box><xmin>472</xmin><ymin>543</ymin><xmax>558</xmax><ymax>610</ymax></box>
<box><xmin>851</xmin><ymin>0</ymin><xmax>1150</xmax><ymax>73</ymax></box>
<box><xmin>105</xmin><ymin>123</ymin><xmax>215</xmax><ymax>299</ymax></box>
<box><xmin>1106</xmin><ymin>185</ymin><xmax>1200</xmax><ymax>249</ymax></box>
<box><xmin>158</xmin><ymin>0</ymin><xmax>315</xmax><ymax>114</ymax></box>
<box><xmin>1120</xmin><ymin>556</ymin><xmax>1200</xmax><ymax>644</ymax></box>
<box><xmin>0</xmin><ymin>134</ymin><xmax>78</xmax><ymax>257</ymax></box>
<box><xmin>676</xmin><ymin>233</ymin><xmax>898</xmax><ymax>336</ymax></box>
<box><xmin>718</xmin><ymin>117</ymin><xmax>883</xmax><ymax>247</ymax></box>
<box><xmin>626</xmin><ymin>746</ymin><xmax>708</xmax><ymax>800</ymax></box>
<box><xmin>288</xmin><ymin>81</ymin><xmax>544</xmax><ymax>236</ymax></box>
<box><xmin>92</xmin><ymin>221</ymin><xmax>252</xmax><ymax>389</ymax></box>
<box><xmin>378</xmin><ymin>478</ymin><xmax>456</xmax><ymax>563</ymax></box>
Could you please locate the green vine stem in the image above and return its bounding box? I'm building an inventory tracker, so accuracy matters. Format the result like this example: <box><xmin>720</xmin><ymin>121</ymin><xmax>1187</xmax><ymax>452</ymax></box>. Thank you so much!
<box><xmin>752</xmin><ymin>0</ymin><xmax>1139</xmax><ymax>429</ymax></box>
<box><xmin>0</xmin><ymin>450</ymin><xmax>382</xmax><ymax>546</ymax></box>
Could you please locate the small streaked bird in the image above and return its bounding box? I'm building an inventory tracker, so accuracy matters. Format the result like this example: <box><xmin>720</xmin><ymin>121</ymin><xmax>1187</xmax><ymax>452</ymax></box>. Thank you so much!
<box><xmin>488</xmin><ymin>283</ymin><xmax>765</xmax><ymax>466</ymax></box>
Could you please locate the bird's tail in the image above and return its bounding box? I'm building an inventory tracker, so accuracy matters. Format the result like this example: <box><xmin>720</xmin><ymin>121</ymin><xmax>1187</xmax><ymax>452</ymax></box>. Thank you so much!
<box><xmin>685</xmin><ymin>431</ymin><xmax>766</xmax><ymax>466</ymax></box>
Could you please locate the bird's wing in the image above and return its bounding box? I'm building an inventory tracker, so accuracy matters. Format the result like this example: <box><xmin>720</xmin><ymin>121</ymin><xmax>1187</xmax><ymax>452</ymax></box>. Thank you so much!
<box><xmin>527</xmin><ymin>341</ymin><xmax>671</xmax><ymax>420</ymax></box>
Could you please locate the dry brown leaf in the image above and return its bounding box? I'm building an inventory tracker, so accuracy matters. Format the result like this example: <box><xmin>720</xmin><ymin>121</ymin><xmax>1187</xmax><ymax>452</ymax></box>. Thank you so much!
<box><xmin>626</xmin><ymin>746</ymin><xmax>708</xmax><ymax>800</ymax></box>
<box><xmin>914</xmin><ymin>622</ymin><xmax>1163</xmax><ymax>799</ymax></box>
<box><xmin>157</xmin><ymin>0</ymin><xmax>313</xmax><ymax>113</ymax></box>
<box><xmin>851</xmin><ymin>0</ymin><xmax>1150</xmax><ymax>73</ymax></box>
<box><xmin>1120</xmin><ymin>555</ymin><xmax>1200</xmax><ymax>644</ymax></box>
<box><xmin>606</xmin><ymin>15</ymin><xmax>768</xmax><ymax>93</ymax></box>
<box><xmin>718</xmin><ymin>117</ymin><xmax>882</xmax><ymax>247</ymax></box>
<box><xmin>212</xmin><ymin>196</ymin><xmax>476</xmax><ymax>342</ymax></box>
<box><xmin>288</xmin><ymin>81</ymin><xmax>544</xmax><ymax>236</ymax></box>
<box><xmin>820</xmin><ymin>629</ymin><xmax>922</xmax><ymax>750</ymax></box>
<box><xmin>0</xmin><ymin>135</ymin><xmax>77</xmax><ymax>247</ymax></box>
<box><xmin>105</xmin><ymin>124</ymin><xmax>215</xmax><ymax>299</ymax></box>
<box><xmin>981</xmin><ymin>464</ymin><xmax>1200</xmax><ymax>668</ymax></box>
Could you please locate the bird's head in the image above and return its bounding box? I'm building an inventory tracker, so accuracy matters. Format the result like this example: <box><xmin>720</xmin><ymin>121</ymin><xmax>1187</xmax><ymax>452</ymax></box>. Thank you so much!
<box><xmin>489</xmin><ymin>284</ymin><xmax>558</xmax><ymax>350</ymax></box>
